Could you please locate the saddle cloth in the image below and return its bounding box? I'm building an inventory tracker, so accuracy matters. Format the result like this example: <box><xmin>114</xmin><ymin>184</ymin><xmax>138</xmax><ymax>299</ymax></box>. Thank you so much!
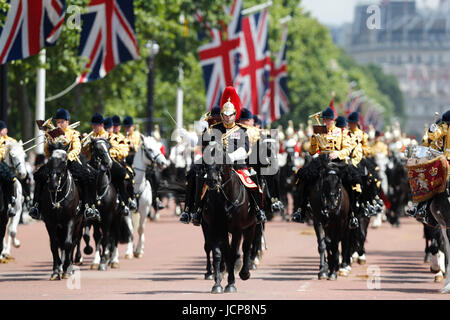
<box><xmin>406</xmin><ymin>155</ymin><xmax>449</xmax><ymax>202</ymax></box>
<box><xmin>233</xmin><ymin>168</ymin><xmax>257</xmax><ymax>189</ymax></box>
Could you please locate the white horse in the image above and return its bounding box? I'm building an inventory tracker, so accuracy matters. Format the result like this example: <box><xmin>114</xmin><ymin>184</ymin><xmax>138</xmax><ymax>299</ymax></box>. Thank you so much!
<box><xmin>1</xmin><ymin>141</ymin><xmax>27</xmax><ymax>260</ymax></box>
<box><xmin>124</xmin><ymin>135</ymin><xmax>166</xmax><ymax>259</ymax></box>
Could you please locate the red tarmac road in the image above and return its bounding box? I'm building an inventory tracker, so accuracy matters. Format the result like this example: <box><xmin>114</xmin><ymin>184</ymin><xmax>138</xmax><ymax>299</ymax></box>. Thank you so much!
<box><xmin>0</xmin><ymin>202</ymin><xmax>449</xmax><ymax>300</ymax></box>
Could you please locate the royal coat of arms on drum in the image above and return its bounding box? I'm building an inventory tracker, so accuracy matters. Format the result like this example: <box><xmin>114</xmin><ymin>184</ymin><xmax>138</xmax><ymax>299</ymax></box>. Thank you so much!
<box><xmin>406</xmin><ymin>154</ymin><xmax>449</xmax><ymax>202</ymax></box>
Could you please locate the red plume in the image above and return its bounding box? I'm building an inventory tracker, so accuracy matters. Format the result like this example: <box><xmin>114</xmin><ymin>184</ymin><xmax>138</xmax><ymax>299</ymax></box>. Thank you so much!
<box><xmin>220</xmin><ymin>86</ymin><xmax>242</xmax><ymax>120</ymax></box>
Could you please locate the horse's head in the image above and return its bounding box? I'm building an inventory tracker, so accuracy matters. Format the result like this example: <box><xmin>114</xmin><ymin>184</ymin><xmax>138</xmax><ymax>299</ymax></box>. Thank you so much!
<box><xmin>5</xmin><ymin>141</ymin><xmax>27</xmax><ymax>180</ymax></box>
<box><xmin>206</xmin><ymin>164</ymin><xmax>221</xmax><ymax>191</ymax></box>
<box><xmin>141</xmin><ymin>135</ymin><xmax>166</xmax><ymax>167</ymax></box>
<box><xmin>320</xmin><ymin>161</ymin><xmax>345</xmax><ymax>217</ymax></box>
<box><xmin>91</xmin><ymin>138</ymin><xmax>113</xmax><ymax>171</ymax></box>
<box><xmin>48</xmin><ymin>149</ymin><xmax>68</xmax><ymax>192</ymax></box>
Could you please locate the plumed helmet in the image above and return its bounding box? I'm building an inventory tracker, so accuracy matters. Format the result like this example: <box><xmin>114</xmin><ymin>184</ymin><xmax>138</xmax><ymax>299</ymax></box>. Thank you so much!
<box><xmin>335</xmin><ymin>116</ymin><xmax>348</xmax><ymax>128</ymax></box>
<box><xmin>55</xmin><ymin>108</ymin><xmax>70</xmax><ymax>121</ymax></box>
<box><xmin>123</xmin><ymin>116</ymin><xmax>134</xmax><ymax>126</ymax></box>
<box><xmin>240</xmin><ymin>108</ymin><xmax>253</xmax><ymax>121</ymax></box>
<box><xmin>90</xmin><ymin>113</ymin><xmax>104</xmax><ymax>125</ymax></box>
<box><xmin>220</xmin><ymin>86</ymin><xmax>242</xmax><ymax>120</ymax></box>
<box><xmin>442</xmin><ymin>110</ymin><xmax>450</xmax><ymax>124</ymax></box>
<box><xmin>348</xmin><ymin>112</ymin><xmax>360</xmax><ymax>123</ymax></box>
<box><xmin>112</xmin><ymin>115</ymin><xmax>121</xmax><ymax>126</ymax></box>
<box><xmin>321</xmin><ymin>107</ymin><xmax>335</xmax><ymax>120</ymax></box>
<box><xmin>103</xmin><ymin>117</ymin><xmax>113</xmax><ymax>130</ymax></box>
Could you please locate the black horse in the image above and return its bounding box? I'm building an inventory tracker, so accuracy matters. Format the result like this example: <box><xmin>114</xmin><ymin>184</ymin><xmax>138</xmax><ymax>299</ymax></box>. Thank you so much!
<box><xmin>38</xmin><ymin>144</ymin><xmax>83</xmax><ymax>280</ymax></box>
<box><xmin>385</xmin><ymin>153</ymin><xmax>410</xmax><ymax>227</ymax></box>
<box><xmin>295</xmin><ymin>155</ymin><xmax>352</xmax><ymax>280</ymax></box>
<box><xmin>279</xmin><ymin>145</ymin><xmax>298</xmax><ymax>216</ymax></box>
<box><xmin>203</xmin><ymin>163</ymin><xmax>256</xmax><ymax>293</ymax></box>
<box><xmin>83</xmin><ymin>138</ymin><xmax>131</xmax><ymax>271</ymax></box>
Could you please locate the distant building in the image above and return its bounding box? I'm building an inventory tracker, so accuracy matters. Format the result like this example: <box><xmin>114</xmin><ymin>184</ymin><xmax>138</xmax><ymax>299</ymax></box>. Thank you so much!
<box><xmin>342</xmin><ymin>0</ymin><xmax>450</xmax><ymax>138</ymax></box>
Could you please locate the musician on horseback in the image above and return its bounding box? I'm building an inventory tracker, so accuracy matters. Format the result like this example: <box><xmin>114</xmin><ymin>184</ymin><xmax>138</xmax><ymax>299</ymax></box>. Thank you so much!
<box><xmin>292</xmin><ymin>107</ymin><xmax>353</xmax><ymax>223</ymax></box>
<box><xmin>200</xmin><ymin>87</ymin><xmax>267</xmax><ymax>224</ymax></box>
<box><xmin>407</xmin><ymin>110</ymin><xmax>450</xmax><ymax>224</ymax></box>
<box><xmin>82</xmin><ymin>113</ymin><xmax>136</xmax><ymax>217</ymax></box>
<box><xmin>0</xmin><ymin>121</ymin><xmax>19</xmax><ymax>217</ymax></box>
<box><xmin>123</xmin><ymin>116</ymin><xmax>141</xmax><ymax>167</ymax></box>
<box><xmin>29</xmin><ymin>109</ymin><xmax>96</xmax><ymax>220</ymax></box>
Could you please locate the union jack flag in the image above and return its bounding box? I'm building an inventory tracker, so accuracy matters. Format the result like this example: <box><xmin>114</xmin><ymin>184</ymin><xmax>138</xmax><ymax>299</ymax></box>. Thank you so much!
<box><xmin>77</xmin><ymin>0</ymin><xmax>140</xmax><ymax>83</ymax></box>
<box><xmin>0</xmin><ymin>0</ymin><xmax>66</xmax><ymax>64</ymax></box>
<box><xmin>197</xmin><ymin>0</ymin><xmax>243</xmax><ymax>111</ymax></box>
<box><xmin>234</xmin><ymin>8</ymin><xmax>271</xmax><ymax>116</ymax></box>
<box><xmin>262</xmin><ymin>24</ymin><xmax>289</xmax><ymax>124</ymax></box>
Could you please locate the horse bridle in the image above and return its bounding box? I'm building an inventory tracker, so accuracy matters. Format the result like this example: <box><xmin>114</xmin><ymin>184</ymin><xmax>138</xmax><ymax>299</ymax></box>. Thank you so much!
<box><xmin>319</xmin><ymin>168</ymin><xmax>343</xmax><ymax>218</ymax></box>
<box><xmin>49</xmin><ymin>167</ymin><xmax>73</xmax><ymax>210</ymax></box>
<box><xmin>92</xmin><ymin>140</ymin><xmax>112</xmax><ymax>202</ymax></box>
<box><xmin>210</xmin><ymin>165</ymin><xmax>246</xmax><ymax>210</ymax></box>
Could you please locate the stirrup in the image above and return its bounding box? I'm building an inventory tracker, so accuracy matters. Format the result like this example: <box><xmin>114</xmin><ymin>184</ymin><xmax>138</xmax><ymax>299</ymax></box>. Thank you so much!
<box><xmin>29</xmin><ymin>206</ymin><xmax>41</xmax><ymax>220</ymax></box>
<box><xmin>256</xmin><ymin>209</ymin><xmax>267</xmax><ymax>224</ymax></box>
<box><xmin>192</xmin><ymin>211</ymin><xmax>202</xmax><ymax>226</ymax></box>
<box><xmin>128</xmin><ymin>198</ymin><xmax>137</xmax><ymax>211</ymax></box>
<box><xmin>349</xmin><ymin>216</ymin><xmax>359</xmax><ymax>230</ymax></box>
<box><xmin>292</xmin><ymin>208</ymin><xmax>306</xmax><ymax>223</ymax></box>
<box><xmin>179</xmin><ymin>211</ymin><xmax>191</xmax><ymax>224</ymax></box>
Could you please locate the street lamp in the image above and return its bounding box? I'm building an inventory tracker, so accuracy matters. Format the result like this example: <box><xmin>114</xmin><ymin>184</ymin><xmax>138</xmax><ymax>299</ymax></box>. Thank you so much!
<box><xmin>146</xmin><ymin>40</ymin><xmax>160</xmax><ymax>135</ymax></box>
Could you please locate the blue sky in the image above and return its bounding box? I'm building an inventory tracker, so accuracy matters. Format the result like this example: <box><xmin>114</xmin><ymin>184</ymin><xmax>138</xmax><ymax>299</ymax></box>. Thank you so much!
<box><xmin>299</xmin><ymin>0</ymin><xmax>440</xmax><ymax>26</ymax></box>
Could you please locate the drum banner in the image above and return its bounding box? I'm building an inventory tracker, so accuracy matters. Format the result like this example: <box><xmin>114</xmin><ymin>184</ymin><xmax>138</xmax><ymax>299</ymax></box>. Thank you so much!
<box><xmin>406</xmin><ymin>155</ymin><xmax>449</xmax><ymax>202</ymax></box>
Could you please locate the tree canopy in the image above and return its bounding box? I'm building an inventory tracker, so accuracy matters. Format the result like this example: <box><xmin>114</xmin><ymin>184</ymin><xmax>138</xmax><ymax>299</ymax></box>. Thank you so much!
<box><xmin>0</xmin><ymin>0</ymin><xmax>404</xmax><ymax>143</ymax></box>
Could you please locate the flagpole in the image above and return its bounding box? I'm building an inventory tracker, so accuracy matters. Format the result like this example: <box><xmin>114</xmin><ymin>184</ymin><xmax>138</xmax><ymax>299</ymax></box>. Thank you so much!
<box><xmin>241</xmin><ymin>1</ymin><xmax>273</xmax><ymax>15</ymax></box>
<box><xmin>35</xmin><ymin>49</ymin><xmax>46</xmax><ymax>155</ymax></box>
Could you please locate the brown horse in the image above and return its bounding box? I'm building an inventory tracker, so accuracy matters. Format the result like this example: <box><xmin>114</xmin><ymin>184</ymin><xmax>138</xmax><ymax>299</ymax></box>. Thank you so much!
<box><xmin>203</xmin><ymin>164</ymin><xmax>256</xmax><ymax>294</ymax></box>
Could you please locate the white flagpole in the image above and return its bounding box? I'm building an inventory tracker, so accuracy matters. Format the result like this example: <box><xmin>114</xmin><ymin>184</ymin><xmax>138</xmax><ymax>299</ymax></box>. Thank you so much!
<box><xmin>35</xmin><ymin>49</ymin><xmax>46</xmax><ymax>155</ymax></box>
<box><xmin>241</xmin><ymin>1</ymin><xmax>273</xmax><ymax>16</ymax></box>
<box><xmin>176</xmin><ymin>62</ymin><xmax>184</xmax><ymax>130</ymax></box>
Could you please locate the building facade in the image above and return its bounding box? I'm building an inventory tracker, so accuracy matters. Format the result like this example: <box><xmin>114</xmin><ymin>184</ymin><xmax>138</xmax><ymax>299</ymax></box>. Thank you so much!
<box><xmin>346</xmin><ymin>0</ymin><xmax>450</xmax><ymax>138</ymax></box>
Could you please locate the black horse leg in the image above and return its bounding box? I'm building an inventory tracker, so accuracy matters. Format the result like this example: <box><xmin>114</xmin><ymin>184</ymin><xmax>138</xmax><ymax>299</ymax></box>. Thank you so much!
<box><xmin>239</xmin><ymin>227</ymin><xmax>255</xmax><ymax>282</ymax></box>
<box><xmin>225</xmin><ymin>232</ymin><xmax>241</xmax><ymax>293</ymax></box>
<box><xmin>328</xmin><ymin>237</ymin><xmax>339</xmax><ymax>281</ymax></box>
<box><xmin>91</xmin><ymin>223</ymin><xmax>102</xmax><ymax>269</ymax></box>
<box><xmin>83</xmin><ymin>224</ymin><xmax>93</xmax><ymax>255</ymax></box>
<box><xmin>46</xmin><ymin>224</ymin><xmax>62</xmax><ymax>280</ymax></box>
<box><xmin>204</xmin><ymin>243</ymin><xmax>213</xmax><ymax>280</ymax></box>
<box><xmin>62</xmin><ymin>219</ymin><xmax>75</xmax><ymax>277</ymax></box>
<box><xmin>313</xmin><ymin>219</ymin><xmax>328</xmax><ymax>279</ymax></box>
<box><xmin>211</xmin><ymin>242</ymin><xmax>224</xmax><ymax>294</ymax></box>
<box><xmin>250</xmin><ymin>223</ymin><xmax>262</xmax><ymax>269</ymax></box>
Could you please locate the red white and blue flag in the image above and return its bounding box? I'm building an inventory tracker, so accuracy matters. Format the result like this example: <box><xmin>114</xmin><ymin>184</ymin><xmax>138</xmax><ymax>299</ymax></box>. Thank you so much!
<box><xmin>0</xmin><ymin>0</ymin><xmax>66</xmax><ymax>64</ymax></box>
<box><xmin>77</xmin><ymin>0</ymin><xmax>140</xmax><ymax>83</ymax></box>
<box><xmin>262</xmin><ymin>24</ymin><xmax>289</xmax><ymax>124</ymax></box>
<box><xmin>197</xmin><ymin>0</ymin><xmax>243</xmax><ymax>111</ymax></box>
<box><xmin>234</xmin><ymin>8</ymin><xmax>271</xmax><ymax>116</ymax></box>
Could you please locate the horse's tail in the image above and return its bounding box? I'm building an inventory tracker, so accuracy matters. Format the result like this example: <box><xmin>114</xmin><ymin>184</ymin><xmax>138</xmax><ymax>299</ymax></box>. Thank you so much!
<box><xmin>117</xmin><ymin>215</ymin><xmax>133</xmax><ymax>244</ymax></box>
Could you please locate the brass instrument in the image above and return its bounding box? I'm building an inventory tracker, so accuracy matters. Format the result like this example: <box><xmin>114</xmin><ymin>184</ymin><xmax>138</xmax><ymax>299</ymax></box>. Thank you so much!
<box><xmin>308</xmin><ymin>112</ymin><xmax>327</xmax><ymax>149</ymax></box>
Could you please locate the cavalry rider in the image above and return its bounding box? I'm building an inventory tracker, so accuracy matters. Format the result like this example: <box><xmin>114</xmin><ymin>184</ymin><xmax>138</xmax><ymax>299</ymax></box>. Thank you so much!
<box><xmin>29</xmin><ymin>109</ymin><xmax>95</xmax><ymax>220</ymax></box>
<box><xmin>196</xmin><ymin>87</ymin><xmax>267</xmax><ymax>224</ymax></box>
<box><xmin>123</xmin><ymin>116</ymin><xmax>141</xmax><ymax>167</ymax></box>
<box><xmin>179</xmin><ymin>106</ymin><xmax>221</xmax><ymax>225</ymax></box>
<box><xmin>407</xmin><ymin>110</ymin><xmax>450</xmax><ymax>224</ymax></box>
<box><xmin>292</xmin><ymin>107</ymin><xmax>353</xmax><ymax>223</ymax></box>
<box><xmin>82</xmin><ymin>113</ymin><xmax>136</xmax><ymax>217</ymax></box>
<box><xmin>0</xmin><ymin>120</ymin><xmax>19</xmax><ymax>217</ymax></box>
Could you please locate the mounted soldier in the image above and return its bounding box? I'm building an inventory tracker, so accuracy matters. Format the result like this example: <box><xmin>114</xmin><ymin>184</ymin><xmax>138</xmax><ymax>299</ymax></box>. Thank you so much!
<box><xmin>407</xmin><ymin>110</ymin><xmax>450</xmax><ymax>225</ymax></box>
<box><xmin>0</xmin><ymin>121</ymin><xmax>20</xmax><ymax>217</ymax></box>
<box><xmin>29</xmin><ymin>108</ymin><xmax>95</xmax><ymax>221</ymax></box>
<box><xmin>193</xmin><ymin>87</ymin><xmax>267</xmax><ymax>225</ymax></box>
<box><xmin>82</xmin><ymin>113</ymin><xmax>136</xmax><ymax>217</ymax></box>
<box><xmin>292</xmin><ymin>107</ymin><xmax>353</xmax><ymax>223</ymax></box>
<box><xmin>123</xmin><ymin>116</ymin><xmax>141</xmax><ymax>167</ymax></box>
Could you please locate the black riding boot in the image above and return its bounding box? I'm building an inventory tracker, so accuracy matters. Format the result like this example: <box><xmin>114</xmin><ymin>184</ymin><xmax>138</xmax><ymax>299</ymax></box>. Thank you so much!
<box><xmin>29</xmin><ymin>180</ymin><xmax>43</xmax><ymax>220</ymax></box>
<box><xmin>248</xmin><ymin>187</ymin><xmax>267</xmax><ymax>224</ymax></box>
<box><xmin>292</xmin><ymin>180</ymin><xmax>308</xmax><ymax>223</ymax></box>
<box><xmin>180</xmin><ymin>168</ymin><xmax>196</xmax><ymax>224</ymax></box>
